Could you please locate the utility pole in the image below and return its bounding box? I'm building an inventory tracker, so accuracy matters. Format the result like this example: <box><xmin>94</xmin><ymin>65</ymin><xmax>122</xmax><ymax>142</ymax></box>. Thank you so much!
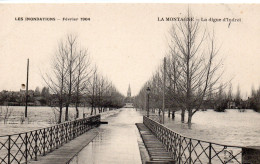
<box><xmin>25</xmin><ymin>59</ymin><xmax>29</xmax><ymax>118</ymax></box>
<box><xmin>162</xmin><ymin>57</ymin><xmax>166</xmax><ymax>124</ymax></box>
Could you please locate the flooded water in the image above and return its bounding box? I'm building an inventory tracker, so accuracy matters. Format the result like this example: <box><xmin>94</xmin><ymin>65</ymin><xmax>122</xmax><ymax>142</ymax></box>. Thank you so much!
<box><xmin>69</xmin><ymin>108</ymin><xmax>143</xmax><ymax>164</ymax></box>
<box><xmin>3</xmin><ymin>107</ymin><xmax>259</xmax><ymax>163</ymax></box>
<box><xmin>159</xmin><ymin>109</ymin><xmax>260</xmax><ymax>147</ymax></box>
<box><xmin>0</xmin><ymin>106</ymin><xmax>106</xmax><ymax>136</ymax></box>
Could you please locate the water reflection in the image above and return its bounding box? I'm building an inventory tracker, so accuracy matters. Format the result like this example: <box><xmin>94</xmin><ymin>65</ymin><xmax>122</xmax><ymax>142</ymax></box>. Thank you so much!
<box><xmin>70</xmin><ymin>108</ymin><xmax>142</xmax><ymax>164</ymax></box>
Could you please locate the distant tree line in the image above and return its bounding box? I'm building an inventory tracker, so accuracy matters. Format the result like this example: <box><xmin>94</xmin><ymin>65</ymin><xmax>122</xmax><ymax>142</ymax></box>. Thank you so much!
<box><xmin>134</xmin><ymin>75</ymin><xmax>260</xmax><ymax>124</ymax></box>
<box><xmin>248</xmin><ymin>86</ymin><xmax>260</xmax><ymax>112</ymax></box>
<box><xmin>0</xmin><ymin>84</ymin><xmax>125</xmax><ymax>112</ymax></box>
<box><xmin>0</xmin><ymin>87</ymin><xmax>50</xmax><ymax>106</ymax></box>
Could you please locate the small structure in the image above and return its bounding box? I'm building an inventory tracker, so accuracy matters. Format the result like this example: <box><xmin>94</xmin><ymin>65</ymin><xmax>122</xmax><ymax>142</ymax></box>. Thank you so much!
<box><xmin>227</xmin><ymin>99</ymin><xmax>236</xmax><ymax>109</ymax></box>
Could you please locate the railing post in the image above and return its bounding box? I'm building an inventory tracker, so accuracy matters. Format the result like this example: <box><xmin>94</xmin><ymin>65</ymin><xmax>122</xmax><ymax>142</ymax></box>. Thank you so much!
<box><xmin>65</xmin><ymin>123</ymin><xmax>68</xmax><ymax>143</ymax></box>
<box><xmin>8</xmin><ymin>135</ymin><xmax>11</xmax><ymax>164</ymax></box>
<box><xmin>56</xmin><ymin>126</ymin><xmax>59</xmax><ymax>149</ymax></box>
<box><xmin>25</xmin><ymin>133</ymin><xmax>28</xmax><ymax>162</ymax></box>
<box><xmin>43</xmin><ymin>129</ymin><xmax>46</xmax><ymax>156</ymax></box>
<box><xmin>76</xmin><ymin>121</ymin><xmax>78</xmax><ymax>137</ymax></box>
<box><xmin>189</xmin><ymin>138</ymin><xmax>192</xmax><ymax>164</ymax></box>
<box><xmin>179</xmin><ymin>136</ymin><xmax>182</xmax><ymax>164</ymax></box>
<box><xmin>79</xmin><ymin>120</ymin><xmax>81</xmax><ymax>134</ymax></box>
<box><xmin>70</xmin><ymin>122</ymin><xmax>72</xmax><ymax>140</ymax></box>
<box><xmin>61</xmin><ymin>125</ymin><xmax>64</xmax><ymax>144</ymax></box>
<box><xmin>69</xmin><ymin>122</ymin><xmax>72</xmax><ymax>139</ymax></box>
<box><xmin>78</xmin><ymin>121</ymin><xmax>80</xmax><ymax>136</ymax></box>
<box><xmin>74</xmin><ymin>122</ymin><xmax>76</xmax><ymax>137</ymax></box>
<box><xmin>242</xmin><ymin>146</ymin><xmax>260</xmax><ymax>163</ymax></box>
<box><xmin>174</xmin><ymin>134</ymin><xmax>177</xmax><ymax>160</ymax></box>
<box><xmin>73</xmin><ymin>122</ymin><xmax>75</xmax><ymax>139</ymax></box>
<box><xmin>50</xmin><ymin>127</ymin><xmax>53</xmax><ymax>151</ymax></box>
<box><xmin>87</xmin><ymin>118</ymin><xmax>90</xmax><ymax>130</ymax></box>
<box><xmin>86</xmin><ymin>118</ymin><xmax>88</xmax><ymax>131</ymax></box>
<box><xmin>90</xmin><ymin>117</ymin><xmax>93</xmax><ymax>129</ymax></box>
<box><xmin>78</xmin><ymin>120</ymin><xmax>80</xmax><ymax>135</ymax></box>
<box><xmin>209</xmin><ymin>143</ymin><xmax>212</xmax><ymax>164</ymax></box>
<box><xmin>80</xmin><ymin>120</ymin><xmax>82</xmax><ymax>135</ymax></box>
<box><xmin>34</xmin><ymin>131</ymin><xmax>38</xmax><ymax>161</ymax></box>
<box><xmin>83</xmin><ymin>119</ymin><xmax>86</xmax><ymax>133</ymax></box>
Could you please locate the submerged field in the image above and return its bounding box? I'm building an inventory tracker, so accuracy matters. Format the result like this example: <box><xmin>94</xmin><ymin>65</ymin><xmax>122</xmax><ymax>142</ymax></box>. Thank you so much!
<box><xmin>1</xmin><ymin>107</ymin><xmax>260</xmax><ymax>147</ymax></box>
<box><xmin>0</xmin><ymin>106</ymin><xmax>114</xmax><ymax>136</ymax></box>
<box><xmin>161</xmin><ymin>109</ymin><xmax>260</xmax><ymax>147</ymax></box>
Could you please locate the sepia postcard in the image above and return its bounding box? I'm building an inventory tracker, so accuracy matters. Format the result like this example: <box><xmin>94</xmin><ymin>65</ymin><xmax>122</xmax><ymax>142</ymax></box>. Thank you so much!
<box><xmin>0</xmin><ymin>3</ymin><xmax>260</xmax><ymax>164</ymax></box>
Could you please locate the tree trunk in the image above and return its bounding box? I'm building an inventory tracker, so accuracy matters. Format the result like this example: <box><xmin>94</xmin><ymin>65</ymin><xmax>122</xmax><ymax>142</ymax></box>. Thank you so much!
<box><xmin>181</xmin><ymin>109</ymin><xmax>185</xmax><ymax>123</ymax></box>
<box><xmin>65</xmin><ymin>105</ymin><xmax>69</xmax><ymax>121</ymax></box>
<box><xmin>75</xmin><ymin>103</ymin><xmax>79</xmax><ymax>119</ymax></box>
<box><xmin>168</xmin><ymin>109</ymin><xmax>170</xmax><ymax>117</ymax></box>
<box><xmin>91</xmin><ymin>105</ymin><xmax>94</xmax><ymax>115</ymax></box>
<box><xmin>187</xmin><ymin>111</ymin><xmax>192</xmax><ymax>128</ymax></box>
<box><xmin>58</xmin><ymin>106</ymin><xmax>62</xmax><ymax>123</ymax></box>
<box><xmin>172</xmin><ymin>111</ymin><xmax>175</xmax><ymax>119</ymax></box>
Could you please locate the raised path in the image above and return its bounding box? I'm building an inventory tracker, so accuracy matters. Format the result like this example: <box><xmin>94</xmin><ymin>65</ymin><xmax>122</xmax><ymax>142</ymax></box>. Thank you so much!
<box><xmin>136</xmin><ymin>123</ymin><xmax>175</xmax><ymax>164</ymax></box>
<box><xmin>28</xmin><ymin>129</ymin><xmax>98</xmax><ymax>164</ymax></box>
<box><xmin>69</xmin><ymin>108</ymin><xmax>143</xmax><ymax>164</ymax></box>
<box><xmin>28</xmin><ymin>109</ymin><xmax>173</xmax><ymax>164</ymax></box>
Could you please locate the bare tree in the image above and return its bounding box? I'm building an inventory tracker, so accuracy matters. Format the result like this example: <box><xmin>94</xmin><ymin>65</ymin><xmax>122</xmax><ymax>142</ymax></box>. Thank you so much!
<box><xmin>98</xmin><ymin>77</ymin><xmax>112</xmax><ymax>112</ymax></box>
<box><xmin>43</xmin><ymin>34</ymin><xmax>92</xmax><ymax>122</ymax></box>
<box><xmin>64</xmin><ymin>35</ymin><xmax>78</xmax><ymax>121</ymax></box>
<box><xmin>235</xmin><ymin>85</ymin><xmax>241</xmax><ymax>101</ymax></box>
<box><xmin>133</xmin><ymin>86</ymin><xmax>147</xmax><ymax>110</ymax></box>
<box><xmin>227</xmin><ymin>84</ymin><xmax>233</xmax><ymax>100</ymax></box>
<box><xmin>43</xmin><ymin>39</ymin><xmax>68</xmax><ymax>123</ymax></box>
<box><xmin>85</xmin><ymin>66</ymin><xmax>98</xmax><ymax>115</ymax></box>
<box><xmin>251</xmin><ymin>85</ymin><xmax>256</xmax><ymax>97</ymax></box>
<box><xmin>84</xmin><ymin>66</ymin><xmax>124</xmax><ymax>114</ymax></box>
<box><xmin>74</xmin><ymin>49</ymin><xmax>92</xmax><ymax>118</ymax></box>
<box><xmin>165</xmin><ymin>51</ymin><xmax>181</xmax><ymax>119</ymax></box>
<box><xmin>169</xmin><ymin>10</ymin><xmax>223</xmax><ymax>126</ymax></box>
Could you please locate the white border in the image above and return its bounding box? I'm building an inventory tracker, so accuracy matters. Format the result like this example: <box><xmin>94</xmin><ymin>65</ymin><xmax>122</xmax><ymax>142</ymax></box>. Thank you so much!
<box><xmin>0</xmin><ymin>0</ymin><xmax>259</xmax><ymax>4</ymax></box>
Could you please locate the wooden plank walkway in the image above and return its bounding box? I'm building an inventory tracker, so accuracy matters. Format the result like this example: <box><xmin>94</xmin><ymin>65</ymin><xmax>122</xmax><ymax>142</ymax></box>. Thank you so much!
<box><xmin>136</xmin><ymin>123</ymin><xmax>175</xmax><ymax>164</ymax></box>
<box><xmin>28</xmin><ymin>129</ymin><xmax>99</xmax><ymax>164</ymax></box>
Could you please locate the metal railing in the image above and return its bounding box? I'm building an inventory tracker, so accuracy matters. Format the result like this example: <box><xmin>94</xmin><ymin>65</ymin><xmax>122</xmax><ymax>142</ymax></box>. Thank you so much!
<box><xmin>0</xmin><ymin>115</ymin><xmax>100</xmax><ymax>164</ymax></box>
<box><xmin>143</xmin><ymin>116</ymin><xmax>243</xmax><ymax>164</ymax></box>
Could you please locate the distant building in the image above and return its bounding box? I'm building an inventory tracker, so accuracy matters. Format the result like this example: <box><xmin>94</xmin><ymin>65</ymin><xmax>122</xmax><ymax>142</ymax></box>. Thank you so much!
<box><xmin>227</xmin><ymin>99</ymin><xmax>236</xmax><ymax>109</ymax></box>
<box><xmin>125</xmin><ymin>84</ymin><xmax>133</xmax><ymax>107</ymax></box>
<box><xmin>127</xmin><ymin>84</ymin><xmax>131</xmax><ymax>97</ymax></box>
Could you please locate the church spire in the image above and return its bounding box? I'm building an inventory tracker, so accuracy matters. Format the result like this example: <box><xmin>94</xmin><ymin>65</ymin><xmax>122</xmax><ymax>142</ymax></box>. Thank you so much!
<box><xmin>127</xmin><ymin>84</ymin><xmax>131</xmax><ymax>97</ymax></box>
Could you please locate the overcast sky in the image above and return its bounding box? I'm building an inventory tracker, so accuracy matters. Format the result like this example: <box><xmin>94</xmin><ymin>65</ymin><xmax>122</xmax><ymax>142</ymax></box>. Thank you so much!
<box><xmin>0</xmin><ymin>4</ymin><xmax>259</xmax><ymax>97</ymax></box>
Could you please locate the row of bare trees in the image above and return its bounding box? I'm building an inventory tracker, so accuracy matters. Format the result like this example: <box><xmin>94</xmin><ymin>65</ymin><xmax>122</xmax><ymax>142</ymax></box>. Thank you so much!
<box><xmin>43</xmin><ymin>34</ymin><xmax>124</xmax><ymax>123</ymax></box>
<box><xmin>248</xmin><ymin>86</ymin><xmax>260</xmax><ymax>112</ymax></box>
<box><xmin>134</xmin><ymin>10</ymin><xmax>224</xmax><ymax>127</ymax></box>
